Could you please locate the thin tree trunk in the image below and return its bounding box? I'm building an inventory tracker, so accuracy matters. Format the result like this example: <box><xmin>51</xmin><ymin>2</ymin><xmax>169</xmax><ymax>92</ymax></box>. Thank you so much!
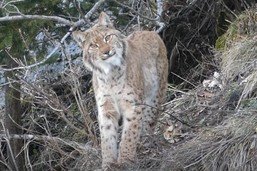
<box><xmin>4</xmin><ymin>56</ymin><xmax>24</xmax><ymax>171</ymax></box>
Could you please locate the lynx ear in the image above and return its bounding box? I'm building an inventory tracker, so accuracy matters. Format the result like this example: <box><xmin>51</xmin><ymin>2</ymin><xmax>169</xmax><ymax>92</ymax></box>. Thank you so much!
<box><xmin>98</xmin><ymin>12</ymin><xmax>114</xmax><ymax>28</ymax></box>
<box><xmin>72</xmin><ymin>31</ymin><xmax>86</xmax><ymax>47</ymax></box>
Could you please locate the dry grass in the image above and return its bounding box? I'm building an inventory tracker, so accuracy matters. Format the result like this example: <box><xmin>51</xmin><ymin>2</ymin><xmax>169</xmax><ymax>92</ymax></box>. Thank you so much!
<box><xmin>160</xmin><ymin>110</ymin><xmax>257</xmax><ymax>171</ymax></box>
<box><xmin>142</xmin><ymin>8</ymin><xmax>257</xmax><ymax>171</ymax></box>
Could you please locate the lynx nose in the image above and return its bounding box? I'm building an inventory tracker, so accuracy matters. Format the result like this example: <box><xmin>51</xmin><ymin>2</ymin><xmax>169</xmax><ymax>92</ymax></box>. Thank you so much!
<box><xmin>103</xmin><ymin>50</ymin><xmax>110</xmax><ymax>56</ymax></box>
<box><xmin>107</xmin><ymin>49</ymin><xmax>115</xmax><ymax>56</ymax></box>
<box><xmin>102</xmin><ymin>49</ymin><xmax>116</xmax><ymax>60</ymax></box>
<box><xmin>101</xmin><ymin>45</ymin><xmax>112</xmax><ymax>58</ymax></box>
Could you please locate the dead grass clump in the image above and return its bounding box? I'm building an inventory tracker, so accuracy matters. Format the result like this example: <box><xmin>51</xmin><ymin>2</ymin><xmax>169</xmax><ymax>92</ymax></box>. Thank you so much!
<box><xmin>221</xmin><ymin>38</ymin><xmax>257</xmax><ymax>78</ymax></box>
<box><xmin>216</xmin><ymin>8</ymin><xmax>257</xmax><ymax>50</ymax></box>
<box><xmin>221</xmin><ymin>37</ymin><xmax>257</xmax><ymax>103</ymax></box>
<box><xmin>151</xmin><ymin>8</ymin><xmax>257</xmax><ymax>171</ymax></box>
<box><xmin>160</xmin><ymin>111</ymin><xmax>257</xmax><ymax>171</ymax></box>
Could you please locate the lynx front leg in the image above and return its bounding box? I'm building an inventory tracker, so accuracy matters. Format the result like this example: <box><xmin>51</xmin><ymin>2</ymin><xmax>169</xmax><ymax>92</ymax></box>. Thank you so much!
<box><xmin>97</xmin><ymin>99</ymin><xmax>120</xmax><ymax>169</ymax></box>
<box><xmin>118</xmin><ymin>100</ymin><xmax>142</xmax><ymax>164</ymax></box>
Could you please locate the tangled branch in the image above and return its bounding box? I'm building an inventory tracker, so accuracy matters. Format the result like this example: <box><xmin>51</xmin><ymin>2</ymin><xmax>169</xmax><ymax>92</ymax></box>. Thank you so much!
<box><xmin>1</xmin><ymin>0</ymin><xmax>106</xmax><ymax>71</ymax></box>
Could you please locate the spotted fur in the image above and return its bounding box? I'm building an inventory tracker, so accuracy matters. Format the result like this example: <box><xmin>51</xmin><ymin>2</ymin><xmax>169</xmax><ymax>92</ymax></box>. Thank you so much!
<box><xmin>73</xmin><ymin>12</ymin><xmax>168</xmax><ymax>169</ymax></box>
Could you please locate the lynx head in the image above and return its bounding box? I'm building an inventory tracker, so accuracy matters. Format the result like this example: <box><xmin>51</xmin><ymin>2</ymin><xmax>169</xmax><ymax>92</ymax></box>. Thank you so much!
<box><xmin>73</xmin><ymin>12</ymin><xmax>125</xmax><ymax>74</ymax></box>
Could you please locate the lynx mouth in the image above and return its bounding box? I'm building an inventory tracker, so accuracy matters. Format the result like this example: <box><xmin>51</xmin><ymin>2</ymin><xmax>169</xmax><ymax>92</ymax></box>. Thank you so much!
<box><xmin>101</xmin><ymin>51</ymin><xmax>116</xmax><ymax>60</ymax></box>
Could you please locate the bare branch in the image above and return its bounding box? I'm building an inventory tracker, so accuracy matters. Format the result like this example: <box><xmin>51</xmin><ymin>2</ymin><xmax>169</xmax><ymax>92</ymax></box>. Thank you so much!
<box><xmin>156</xmin><ymin>0</ymin><xmax>166</xmax><ymax>33</ymax></box>
<box><xmin>74</xmin><ymin>0</ymin><xmax>106</xmax><ymax>28</ymax></box>
<box><xmin>113</xmin><ymin>0</ymin><xmax>157</xmax><ymax>22</ymax></box>
<box><xmin>156</xmin><ymin>0</ymin><xmax>164</xmax><ymax>18</ymax></box>
<box><xmin>1</xmin><ymin>0</ymin><xmax>106</xmax><ymax>71</ymax></box>
<box><xmin>112</xmin><ymin>0</ymin><xmax>166</xmax><ymax>33</ymax></box>
<box><xmin>0</xmin><ymin>133</ymin><xmax>98</xmax><ymax>154</ymax></box>
<box><xmin>0</xmin><ymin>15</ymin><xmax>73</xmax><ymax>26</ymax></box>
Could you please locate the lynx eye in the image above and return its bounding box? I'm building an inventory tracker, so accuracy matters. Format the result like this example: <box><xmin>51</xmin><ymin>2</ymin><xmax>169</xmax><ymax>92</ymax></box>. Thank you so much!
<box><xmin>104</xmin><ymin>35</ymin><xmax>112</xmax><ymax>42</ymax></box>
<box><xmin>89</xmin><ymin>43</ymin><xmax>99</xmax><ymax>49</ymax></box>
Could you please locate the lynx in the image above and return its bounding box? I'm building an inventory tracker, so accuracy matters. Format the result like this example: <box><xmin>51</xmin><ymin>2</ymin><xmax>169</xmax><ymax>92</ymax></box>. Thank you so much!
<box><xmin>73</xmin><ymin>12</ymin><xmax>168</xmax><ymax>169</ymax></box>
